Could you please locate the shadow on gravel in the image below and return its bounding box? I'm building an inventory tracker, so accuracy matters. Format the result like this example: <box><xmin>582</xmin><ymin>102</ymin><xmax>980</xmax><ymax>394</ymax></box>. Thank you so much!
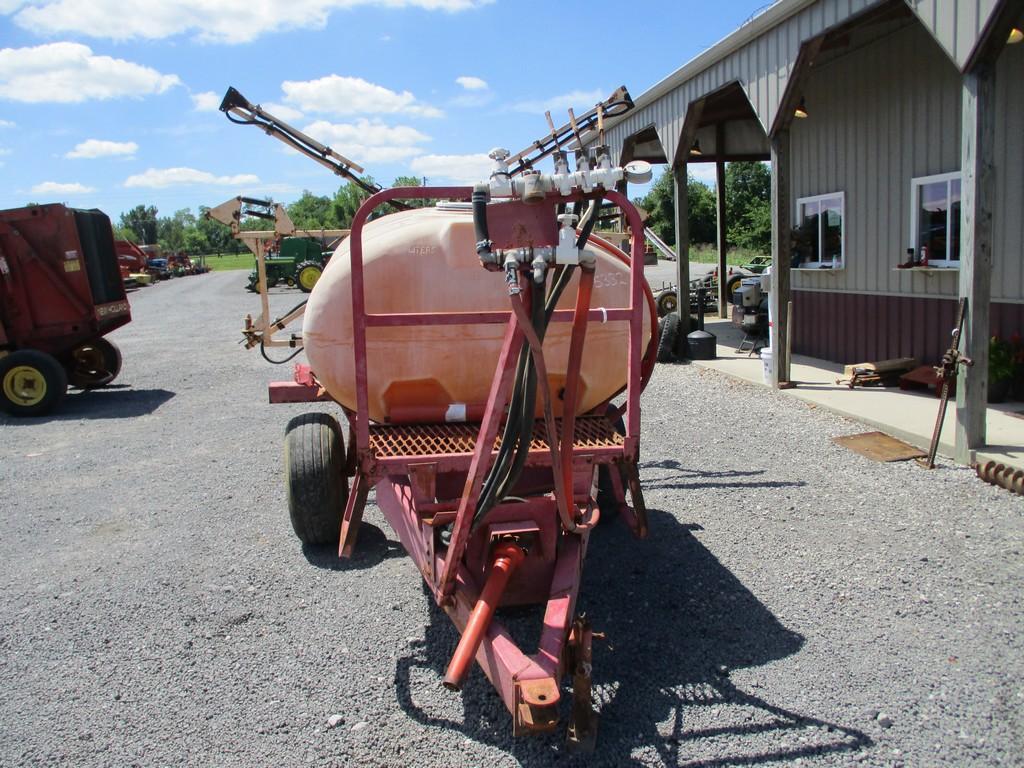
<box><xmin>639</xmin><ymin>459</ymin><xmax>807</xmax><ymax>492</ymax></box>
<box><xmin>0</xmin><ymin>387</ymin><xmax>176</xmax><ymax>424</ymax></box>
<box><xmin>393</xmin><ymin>508</ymin><xmax>869</xmax><ymax>766</ymax></box>
<box><xmin>301</xmin><ymin>523</ymin><xmax>404</xmax><ymax>571</ymax></box>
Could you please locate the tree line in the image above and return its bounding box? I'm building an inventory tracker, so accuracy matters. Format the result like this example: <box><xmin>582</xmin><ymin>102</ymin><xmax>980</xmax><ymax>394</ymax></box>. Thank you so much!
<box><xmin>634</xmin><ymin>161</ymin><xmax>771</xmax><ymax>255</ymax></box>
<box><xmin>113</xmin><ymin>164</ymin><xmax>772</xmax><ymax>257</ymax></box>
<box><xmin>114</xmin><ymin>176</ymin><xmax>426</xmax><ymax>254</ymax></box>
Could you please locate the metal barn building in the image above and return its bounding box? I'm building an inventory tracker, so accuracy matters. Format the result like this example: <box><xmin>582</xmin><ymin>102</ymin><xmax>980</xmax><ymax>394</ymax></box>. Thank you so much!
<box><xmin>593</xmin><ymin>0</ymin><xmax>1024</xmax><ymax>462</ymax></box>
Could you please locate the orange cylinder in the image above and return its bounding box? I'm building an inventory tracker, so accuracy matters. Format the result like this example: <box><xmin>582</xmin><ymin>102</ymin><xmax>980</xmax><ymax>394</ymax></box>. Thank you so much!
<box><xmin>443</xmin><ymin>542</ymin><xmax>525</xmax><ymax>691</ymax></box>
<box><xmin>303</xmin><ymin>206</ymin><xmax>653</xmax><ymax>423</ymax></box>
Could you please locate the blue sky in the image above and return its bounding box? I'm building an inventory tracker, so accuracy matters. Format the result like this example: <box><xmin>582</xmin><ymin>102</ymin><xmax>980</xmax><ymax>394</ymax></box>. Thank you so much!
<box><xmin>0</xmin><ymin>0</ymin><xmax>767</xmax><ymax>221</ymax></box>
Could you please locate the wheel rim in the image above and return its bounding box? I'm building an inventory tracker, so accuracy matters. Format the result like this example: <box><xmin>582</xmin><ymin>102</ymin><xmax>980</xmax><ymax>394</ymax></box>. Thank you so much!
<box><xmin>71</xmin><ymin>344</ymin><xmax>113</xmax><ymax>385</ymax></box>
<box><xmin>298</xmin><ymin>267</ymin><xmax>321</xmax><ymax>291</ymax></box>
<box><xmin>3</xmin><ymin>365</ymin><xmax>46</xmax><ymax>406</ymax></box>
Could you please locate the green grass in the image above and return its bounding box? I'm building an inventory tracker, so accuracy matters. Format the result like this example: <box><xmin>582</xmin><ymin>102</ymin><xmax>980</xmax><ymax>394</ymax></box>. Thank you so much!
<box><xmin>687</xmin><ymin>244</ymin><xmax>769</xmax><ymax>266</ymax></box>
<box><xmin>198</xmin><ymin>253</ymin><xmax>254</xmax><ymax>272</ymax></box>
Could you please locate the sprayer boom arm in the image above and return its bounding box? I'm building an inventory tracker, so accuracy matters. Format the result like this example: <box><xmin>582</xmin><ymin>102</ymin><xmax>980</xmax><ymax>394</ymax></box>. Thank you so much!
<box><xmin>219</xmin><ymin>86</ymin><xmax>383</xmax><ymax>197</ymax></box>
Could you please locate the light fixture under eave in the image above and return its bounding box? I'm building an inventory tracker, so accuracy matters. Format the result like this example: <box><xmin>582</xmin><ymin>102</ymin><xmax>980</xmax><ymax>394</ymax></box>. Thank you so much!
<box><xmin>1009</xmin><ymin>27</ymin><xmax>1023</xmax><ymax>44</ymax></box>
<box><xmin>794</xmin><ymin>98</ymin><xmax>809</xmax><ymax>119</ymax></box>
<box><xmin>689</xmin><ymin>140</ymin><xmax>702</xmax><ymax>156</ymax></box>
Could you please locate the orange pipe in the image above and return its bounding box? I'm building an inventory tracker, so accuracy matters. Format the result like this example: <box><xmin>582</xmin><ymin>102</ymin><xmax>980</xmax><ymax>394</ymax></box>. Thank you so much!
<box><xmin>442</xmin><ymin>542</ymin><xmax>526</xmax><ymax>691</ymax></box>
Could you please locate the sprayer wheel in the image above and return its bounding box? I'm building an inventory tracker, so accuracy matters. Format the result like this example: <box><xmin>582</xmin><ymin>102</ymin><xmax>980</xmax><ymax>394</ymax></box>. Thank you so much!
<box><xmin>284</xmin><ymin>412</ymin><xmax>349</xmax><ymax>545</ymax></box>
<box><xmin>657</xmin><ymin>313</ymin><xmax>680</xmax><ymax>363</ymax></box>
<box><xmin>596</xmin><ymin>407</ymin><xmax>627</xmax><ymax>521</ymax></box>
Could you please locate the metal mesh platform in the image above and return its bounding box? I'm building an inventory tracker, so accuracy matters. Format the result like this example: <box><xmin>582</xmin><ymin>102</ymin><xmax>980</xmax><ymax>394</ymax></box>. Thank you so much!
<box><xmin>368</xmin><ymin>415</ymin><xmax>623</xmax><ymax>459</ymax></box>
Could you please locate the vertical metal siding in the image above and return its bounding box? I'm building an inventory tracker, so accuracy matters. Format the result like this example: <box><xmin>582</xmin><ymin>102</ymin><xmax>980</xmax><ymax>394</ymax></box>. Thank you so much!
<box><xmin>605</xmin><ymin>0</ymin><xmax>878</xmax><ymax>165</ymax></box>
<box><xmin>904</xmin><ymin>0</ymin><xmax>1002</xmax><ymax>69</ymax></box>
<box><xmin>994</xmin><ymin>39</ymin><xmax>1024</xmax><ymax>303</ymax></box>
<box><xmin>792</xmin><ymin>291</ymin><xmax>1020</xmax><ymax>362</ymax></box>
<box><xmin>790</xmin><ymin>22</ymin><xmax>964</xmax><ymax>299</ymax></box>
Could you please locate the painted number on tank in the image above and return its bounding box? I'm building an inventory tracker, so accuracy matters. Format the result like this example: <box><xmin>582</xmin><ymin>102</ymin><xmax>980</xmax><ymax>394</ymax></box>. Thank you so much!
<box><xmin>408</xmin><ymin>245</ymin><xmax>437</xmax><ymax>255</ymax></box>
<box><xmin>593</xmin><ymin>272</ymin><xmax>628</xmax><ymax>290</ymax></box>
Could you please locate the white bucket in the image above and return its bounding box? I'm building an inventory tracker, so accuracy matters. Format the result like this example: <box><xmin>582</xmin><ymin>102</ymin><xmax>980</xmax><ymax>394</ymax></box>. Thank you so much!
<box><xmin>761</xmin><ymin>347</ymin><xmax>774</xmax><ymax>384</ymax></box>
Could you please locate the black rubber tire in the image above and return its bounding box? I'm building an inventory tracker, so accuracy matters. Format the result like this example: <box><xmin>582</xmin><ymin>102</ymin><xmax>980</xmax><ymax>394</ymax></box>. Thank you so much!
<box><xmin>657</xmin><ymin>312</ymin><xmax>680</xmax><ymax>363</ymax></box>
<box><xmin>725</xmin><ymin>274</ymin><xmax>744</xmax><ymax>301</ymax></box>
<box><xmin>295</xmin><ymin>261</ymin><xmax>323</xmax><ymax>293</ymax></box>
<box><xmin>67</xmin><ymin>338</ymin><xmax>122</xmax><ymax>389</ymax></box>
<box><xmin>655</xmin><ymin>290</ymin><xmax>678</xmax><ymax>318</ymax></box>
<box><xmin>596</xmin><ymin>406</ymin><xmax>627</xmax><ymax>521</ymax></box>
<box><xmin>0</xmin><ymin>349</ymin><xmax>69</xmax><ymax>417</ymax></box>
<box><xmin>284</xmin><ymin>413</ymin><xmax>349</xmax><ymax>545</ymax></box>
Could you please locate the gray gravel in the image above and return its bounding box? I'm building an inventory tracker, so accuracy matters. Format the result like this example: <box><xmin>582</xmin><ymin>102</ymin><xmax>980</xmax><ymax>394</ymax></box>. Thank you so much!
<box><xmin>1</xmin><ymin>270</ymin><xmax>1021</xmax><ymax>767</ymax></box>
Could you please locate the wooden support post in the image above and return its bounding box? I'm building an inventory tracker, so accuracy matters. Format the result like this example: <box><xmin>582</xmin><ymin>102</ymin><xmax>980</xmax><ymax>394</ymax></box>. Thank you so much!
<box><xmin>955</xmin><ymin>65</ymin><xmax>995</xmax><ymax>464</ymax></box>
<box><xmin>673</xmin><ymin>163</ymin><xmax>690</xmax><ymax>324</ymax></box>
<box><xmin>715</xmin><ymin>122</ymin><xmax>728</xmax><ymax>319</ymax></box>
<box><xmin>769</xmin><ymin>131</ymin><xmax>791</xmax><ymax>388</ymax></box>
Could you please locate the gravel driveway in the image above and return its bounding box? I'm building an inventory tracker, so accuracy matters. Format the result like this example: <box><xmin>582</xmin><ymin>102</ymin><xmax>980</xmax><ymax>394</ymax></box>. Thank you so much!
<box><xmin>1</xmin><ymin>270</ymin><xmax>1021</xmax><ymax>767</ymax></box>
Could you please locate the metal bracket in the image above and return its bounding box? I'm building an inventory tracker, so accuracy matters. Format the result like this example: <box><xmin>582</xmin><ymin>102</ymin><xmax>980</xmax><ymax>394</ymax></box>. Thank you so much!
<box><xmin>565</xmin><ymin>615</ymin><xmax>599</xmax><ymax>752</ymax></box>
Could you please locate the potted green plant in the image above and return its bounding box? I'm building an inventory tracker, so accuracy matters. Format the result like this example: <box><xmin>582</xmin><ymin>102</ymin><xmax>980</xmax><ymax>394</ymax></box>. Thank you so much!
<box><xmin>989</xmin><ymin>336</ymin><xmax>1014</xmax><ymax>403</ymax></box>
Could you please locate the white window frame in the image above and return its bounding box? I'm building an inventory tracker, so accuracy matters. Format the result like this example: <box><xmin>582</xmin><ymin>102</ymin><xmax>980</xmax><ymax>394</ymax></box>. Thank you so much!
<box><xmin>910</xmin><ymin>171</ymin><xmax>961</xmax><ymax>268</ymax></box>
<box><xmin>794</xmin><ymin>191</ymin><xmax>845</xmax><ymax>270</ymax></box>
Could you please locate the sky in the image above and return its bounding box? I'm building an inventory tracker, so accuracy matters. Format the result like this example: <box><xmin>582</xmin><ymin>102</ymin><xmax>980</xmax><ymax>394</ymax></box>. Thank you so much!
<box><xmin>0</xmin><ymin>0</ymin><xmax>771</xmax><ymax>222</ymax></box>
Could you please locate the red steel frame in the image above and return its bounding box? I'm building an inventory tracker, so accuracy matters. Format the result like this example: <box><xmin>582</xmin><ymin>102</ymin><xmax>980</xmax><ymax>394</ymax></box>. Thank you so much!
<box><xmin>316</xmin><ymin>185</ymin><xmax>652</xmax><ymax>735</ymax></box>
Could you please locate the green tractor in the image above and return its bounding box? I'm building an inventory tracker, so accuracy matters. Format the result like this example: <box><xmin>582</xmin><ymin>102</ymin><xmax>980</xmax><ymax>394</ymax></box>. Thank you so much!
<box><xmin>246</xmin><ymin>237</ymin><xmax>329</xmax><ymax>293</ymax></box>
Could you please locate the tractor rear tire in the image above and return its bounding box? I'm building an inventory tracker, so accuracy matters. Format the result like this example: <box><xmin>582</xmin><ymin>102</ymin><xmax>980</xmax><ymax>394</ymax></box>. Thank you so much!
<box><xmin>295</xmin><ymin>261</ymin><xmax>323</xmax><ymax>293</ymax></box>
<box><xmin>725</xmin><ymin>274</ymin><xmax>744</xmax><ymax>301</ymax></box>
<box><xmin>0</xmin><ymin>349</ymin><xmax>68</xmax><ymax>417</ymax></box>
<box><xmin>657</xmin><ymin>313</ymin><xmax>680</xmax><ymax>363</ymax></box>
<box><xmin>284</xmin><ymin>412</ymin><xmax>349</xmax><ymax>545</ymax></box>
<box><xmin>67</xmin><ymin>338</ymin><xmax>122</xmax><ymax>389</ymax></box>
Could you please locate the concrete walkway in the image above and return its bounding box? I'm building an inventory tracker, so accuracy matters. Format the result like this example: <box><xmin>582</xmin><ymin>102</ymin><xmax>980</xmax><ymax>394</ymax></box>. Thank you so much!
<box><xmin>687</xmin><ymin>316</ymin><xmax>1024</xmax><ymax>468</ymax></box>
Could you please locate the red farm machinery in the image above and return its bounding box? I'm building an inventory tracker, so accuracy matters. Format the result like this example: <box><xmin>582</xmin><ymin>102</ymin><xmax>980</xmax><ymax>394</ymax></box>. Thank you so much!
<box><xmin>0</xmin><ymin>204</ymin><xmax>131</xmax><ymax>416</ymax></box>
<box><xmin>220</xmin><ymin>87</ymin><xmax>660</xmax><ymax>746</ymax></box>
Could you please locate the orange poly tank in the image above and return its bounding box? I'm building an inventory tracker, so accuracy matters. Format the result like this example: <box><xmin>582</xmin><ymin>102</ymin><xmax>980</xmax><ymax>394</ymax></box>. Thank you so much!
<box><xmin>302</xmin><ymin>206</ymin><xmax>653</xmax><ymax>423</ymax></box>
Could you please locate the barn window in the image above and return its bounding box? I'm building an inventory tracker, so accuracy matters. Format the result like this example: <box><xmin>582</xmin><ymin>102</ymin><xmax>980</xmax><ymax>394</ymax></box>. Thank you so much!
<box><xmin>910</xmin><ymin>172</ymin><xmax>961</xmax><ymax>267</ymax></box>
<box><xmin>794</xmin><ymin>192</ymin><xmax>844</xmax><ymax>269</ymax></box>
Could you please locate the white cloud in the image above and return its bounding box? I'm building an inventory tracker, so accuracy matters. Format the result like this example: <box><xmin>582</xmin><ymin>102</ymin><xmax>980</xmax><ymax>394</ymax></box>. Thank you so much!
<box><xmin>511</xmin><ymin>89</ymin><xmax>605</xmax><ymax>115</ymax></box>
<box><xmin>191</xmin><ymin>91</ymin><xmax>220</xmax><ymax>111</ymax></box>
<box><xmin>0</xmin><ymin>43</ymin><xmax>180</xmax><ymax>104</ymax></box>
<box><xmin>0</xmin><ymin>147</ymin><xmax>10</xmax><ymax>156</ymax></box>
<box><xmin>11</xmin><ymin>0</ymin><xmax>490</xmax><ymax>44</ymax></box>
<box><xmin>124</xmin><ymin>167</ymin><xmax>259</xmax><ymax>189</ymax></box>
<box><xmin>282</xmin><ymin>75</ymin><xmax>442</xmax><ymax>118</ymax></box>
<box><xmin>31</xmin><ymin>181</ymin><xmax>95</xmax><ymax>195</ymax></box>
<box><xmin>66</xmin><ymin>139</ymin><xmax>138</xmax><ymax>159</ymax></box>
<box><xmin>302</xmin><ymin>119</ymin><xmax>429</xmax><ymax>163</ymax></box>
<box><xmin>688</xmin><ymin>164</ymin><xmax>718</xmax><ymax>186</ymax></box>
<box><xmin>409</xmin><ymin>153</ymin><xmax>491</xmax><ymax>185</ymax></box>
<box><xmin>455</xmin><ymin>75</ymin><xmax>487</xmax><ymax>91</ymax></box>
<box><xmin>261</xmin><ymin>102</ymin><xmax>304</xmax><ymax>122</ymax></box>
<box><xmin>0</xmin><ymin>119</ymin><xmax>14</xmax><ymax>128</ymax></box>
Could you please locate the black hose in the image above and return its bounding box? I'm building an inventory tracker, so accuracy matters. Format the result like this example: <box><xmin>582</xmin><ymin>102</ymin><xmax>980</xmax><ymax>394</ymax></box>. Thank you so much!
<box><xmin>575</xmin><ymin>197</ymin><xmax>602</xmax><ymax>251</ymax></box>
<box><xmin>259</xmin><ymin>341</ymin><xmax>304</xmax><ymax>364</ymax></box>
<box><xmin>472</xmin><ymin>184</ymin><xmax>494</xmax><ymax>266</ymax></box>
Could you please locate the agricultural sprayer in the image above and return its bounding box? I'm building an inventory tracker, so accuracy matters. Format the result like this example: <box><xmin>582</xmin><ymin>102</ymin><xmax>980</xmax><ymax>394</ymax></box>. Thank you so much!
<box><xmin>220</xmin><ymin>86</ymin><xmax>660</xmax><ymax>746</ymax></box>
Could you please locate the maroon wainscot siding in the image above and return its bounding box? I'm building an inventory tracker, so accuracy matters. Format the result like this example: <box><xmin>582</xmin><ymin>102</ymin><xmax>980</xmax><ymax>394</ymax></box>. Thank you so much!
<box><xmin>791</xmin><ymin>291</ymin><xmax>1024</xmax><ymax>365</ymax></box>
